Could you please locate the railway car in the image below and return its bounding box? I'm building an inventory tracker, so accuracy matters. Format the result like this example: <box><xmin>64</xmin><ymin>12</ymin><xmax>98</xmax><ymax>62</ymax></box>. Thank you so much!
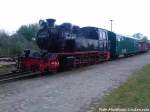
<box><xmin>138</xmin><ymin>41</ymin><xmax>149</xmax><ymax>53</ymax></box>
<box><xmin>105</xmin><ymin>33</ymin><xmax>139</xmax><ymax>58</ymax></box>
<box><xmin>115</xmin><ymin>34</ymin><xmax>139</xmax><ymax>57</ymax></box>
<box><xmin>18</xmin><ymin>18</ymin><xmax>148</xmax><ymax>73</ymax></box>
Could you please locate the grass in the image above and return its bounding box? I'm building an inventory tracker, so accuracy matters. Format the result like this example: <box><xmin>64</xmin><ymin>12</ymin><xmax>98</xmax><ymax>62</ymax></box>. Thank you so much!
<box><xmin>93</xmin><ymin>64</ymin><xmax>150</xmax><ymax>111</ymax></box>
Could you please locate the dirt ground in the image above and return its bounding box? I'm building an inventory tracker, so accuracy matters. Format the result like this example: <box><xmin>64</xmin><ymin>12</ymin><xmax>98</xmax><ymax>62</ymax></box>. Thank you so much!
<box><xmin>0</xmin><ymin>52</ymin><xmax>150</xmax><ymax>112</ymax></box>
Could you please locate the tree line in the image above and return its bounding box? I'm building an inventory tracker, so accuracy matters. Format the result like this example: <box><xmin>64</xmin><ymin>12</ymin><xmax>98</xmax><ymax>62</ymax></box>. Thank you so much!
<box><xmin>0</xmin><ymin>24</ymin><xmax>39</xmax><ymax>57</ymax></box>
<box><xmin>133</xmin><ymin>33</ymin><xmax>149</xmax><ymax>42</ymax></box>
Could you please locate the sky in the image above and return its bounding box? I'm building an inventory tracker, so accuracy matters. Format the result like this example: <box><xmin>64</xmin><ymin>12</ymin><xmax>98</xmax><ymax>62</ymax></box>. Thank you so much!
<box><xmin>0</xmin><ymin>0</ymin><xmax>150</xmax><ymax>37</ymax></box>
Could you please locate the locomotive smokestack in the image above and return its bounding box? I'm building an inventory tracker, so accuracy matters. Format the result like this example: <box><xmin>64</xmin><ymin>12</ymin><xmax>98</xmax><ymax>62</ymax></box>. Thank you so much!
<box><xmin>46</xmin><ymin>19</ymin><xmax>56</xmax><ymax>27</ymax></box>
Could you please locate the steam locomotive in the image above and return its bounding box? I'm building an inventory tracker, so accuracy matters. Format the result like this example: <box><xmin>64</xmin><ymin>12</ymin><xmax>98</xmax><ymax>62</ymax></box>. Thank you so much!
<box><xmin>18</xmin><ymin>19</ymin><xmax>149</xmax><ymax>73</ymax></box>
<box><xmin>36</xmin><ymin>19</ymin><xmax>110</xmax><ymax>52</ymax></box>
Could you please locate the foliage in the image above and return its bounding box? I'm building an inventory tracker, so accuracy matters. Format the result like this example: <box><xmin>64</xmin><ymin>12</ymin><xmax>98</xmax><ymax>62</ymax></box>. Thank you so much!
<box><xmin>0</xmin><ymin>23</ymin><xmax>39</xmax><ymax>56</ymax></box>
<box><xmin>133</xmin><ymin>33</ymin><xmax>143</xmax><ymax>39</ymax></box>
<box><xmin>141</xmin><ymin>36</ymin><xmax>149</xmax><ymax>42</ymax></box>
<box><xmin>133</xmin><ymin>33</ymin><xmax>149</xmax><ymax>43</ymax></box>
<box><xmin>17</xmin><ymin>24</ymin><xmax>39</xmax><ymax>41</ymax></box>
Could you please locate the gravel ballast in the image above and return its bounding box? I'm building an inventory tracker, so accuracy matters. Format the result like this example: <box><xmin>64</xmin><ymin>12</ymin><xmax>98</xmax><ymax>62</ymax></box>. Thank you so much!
<box><xmin>0</xmin><ymin>52</ymin><xmax>150</xmax><ymax>112</ymax></box>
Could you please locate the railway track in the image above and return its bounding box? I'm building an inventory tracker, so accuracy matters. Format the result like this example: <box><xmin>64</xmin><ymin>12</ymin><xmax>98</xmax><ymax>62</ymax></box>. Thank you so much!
<box><xmin>0</xmin><ymin>71</ymin><xmax>40</xmax><ymax>83</ymax></box>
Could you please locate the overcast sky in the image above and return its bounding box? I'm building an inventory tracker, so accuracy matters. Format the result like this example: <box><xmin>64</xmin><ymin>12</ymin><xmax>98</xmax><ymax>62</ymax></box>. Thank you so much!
<box><xmin>0</xmin><ymin>0</ymin><xmax>150</xmax><ymax>37</ymax></box>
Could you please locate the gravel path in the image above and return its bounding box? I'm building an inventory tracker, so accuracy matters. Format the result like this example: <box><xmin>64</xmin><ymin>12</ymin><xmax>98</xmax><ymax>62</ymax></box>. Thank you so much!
<box><xmin>0</xmin><ymin>52</ymin><xmax>150</xmax><ymax>112</ymax></box>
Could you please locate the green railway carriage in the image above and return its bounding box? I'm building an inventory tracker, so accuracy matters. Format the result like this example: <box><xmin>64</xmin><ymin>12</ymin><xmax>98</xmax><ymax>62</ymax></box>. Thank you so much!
<box><xmin>115</xmin><ymin>34</ymin><xmax>139</xmax><ymax>56</ymax></box>
<box><xmin>107</xmin><ymin>32</ymin><xmax>139</xmax><ymax>58</ymax></box>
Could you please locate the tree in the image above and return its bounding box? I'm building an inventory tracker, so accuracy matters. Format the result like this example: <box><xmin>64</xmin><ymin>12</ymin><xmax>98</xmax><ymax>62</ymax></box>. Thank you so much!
<box><xmin>17</xmin><ymin>23</ymin><xmax>39</xmax><ymax>41</ymax></box>
<box><xmin>0</xmin><ymin>25</ymin><xmax>39</xmax><ymax>56</ymax></box>
<box><xmin>0</xmin><ymin>30</ymin><xmax>9</xmax><ymax>38</ymax></box>
<box><xmin>141</xmin><ymin>36</ymin><xmax>149</xmax><ymax>42</ymax></box>
<box><xmin>133</xmin><ymin>33</ymin><xmax>149</xmax><ymax>43</ymax></box>
<box><xmin>0</xmin><ymin>30</ymin><xmax>10</xmax><ymax>55</ymax></box>
<box><xmin>133</xmin><ymin>33</ymin><xmax>143</xmax><ymax>39</ymax></box>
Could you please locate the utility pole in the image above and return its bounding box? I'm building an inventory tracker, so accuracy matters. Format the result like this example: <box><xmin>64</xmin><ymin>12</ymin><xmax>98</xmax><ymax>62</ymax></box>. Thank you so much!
<box><xmin>110</xmin><ymin>20</ymin><xmax>113</xmax><ymax>31</ymax></box>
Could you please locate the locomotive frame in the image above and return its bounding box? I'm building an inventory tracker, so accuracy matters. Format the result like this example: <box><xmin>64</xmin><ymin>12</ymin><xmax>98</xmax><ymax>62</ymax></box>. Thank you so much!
<box><xmin>19</xmin><ymin>51</ymin><xmax>110</xmax><ymax>73</ymax></box>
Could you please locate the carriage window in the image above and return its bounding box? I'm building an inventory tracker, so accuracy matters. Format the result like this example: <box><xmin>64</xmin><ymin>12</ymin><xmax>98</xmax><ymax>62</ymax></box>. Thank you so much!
<box><xmin>98</xmin><ymin>29</ymin><xmax>105</xmax><ymax>40</ymax></box>
<box><xmin>99</xmin><ymin>32</ymin><xmax>102</xmax><ymax>40</ymax></box>
<box><xmin>102</xmin><ymin>32</ymin><xmax>106</xmax><ymax>40</ymax></box>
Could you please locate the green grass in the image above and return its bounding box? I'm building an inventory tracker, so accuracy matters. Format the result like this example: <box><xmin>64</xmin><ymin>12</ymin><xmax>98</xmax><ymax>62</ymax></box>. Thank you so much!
<box><xmin>93</xmin><ymin>64</ymin><xmax>150</xmax><ymax>111</ymax></box>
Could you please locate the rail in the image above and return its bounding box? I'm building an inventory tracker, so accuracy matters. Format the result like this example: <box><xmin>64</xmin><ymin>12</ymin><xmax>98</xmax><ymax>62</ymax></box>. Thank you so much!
<box><xmin>0</xmin><ymin>71</ymin><xmax>40</xmax><ymax>83</ymax></box>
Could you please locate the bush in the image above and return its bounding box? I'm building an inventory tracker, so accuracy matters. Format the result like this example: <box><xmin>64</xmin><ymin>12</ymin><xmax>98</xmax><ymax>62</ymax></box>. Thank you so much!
<box><xmin>0</xmin><ymin>27</ymin><xmax>39</xmax><ymax>57</ymax></box>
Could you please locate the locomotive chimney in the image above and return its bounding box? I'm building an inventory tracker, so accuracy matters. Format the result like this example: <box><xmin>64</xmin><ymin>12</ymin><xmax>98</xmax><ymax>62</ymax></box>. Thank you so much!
<box><xmin>46</xmin><ymin>18</ymin><xmax>56</xmax><ymax>27</ymax></box>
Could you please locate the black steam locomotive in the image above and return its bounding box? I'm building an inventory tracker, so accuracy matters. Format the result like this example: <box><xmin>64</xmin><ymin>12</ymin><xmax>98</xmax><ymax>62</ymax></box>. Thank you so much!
<box><xmin>36</xmin><ymin>19</ymin><xmax>113</xmax><ymax>53</ymax></box>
